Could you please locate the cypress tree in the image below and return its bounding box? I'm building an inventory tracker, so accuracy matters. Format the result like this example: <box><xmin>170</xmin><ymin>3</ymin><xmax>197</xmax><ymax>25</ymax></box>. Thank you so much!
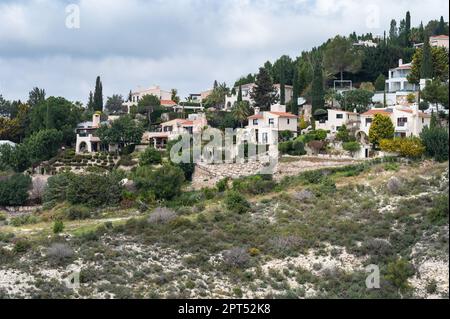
<box><xmin>420</xmin><ymin>35</ymin><xmax>433</xmax><ymax>79</ymax></box>
<box><xmin>311</xmin><ymin>61</ymin><xmax>324</xmax><ymax>113</ymax></box>
<box><xmin>87</xmin><ymin>91</ymin><xmax>94</xmax><ymax>110</ymax></box>
<box><xmin>93</xmin><ymin>76</ymin><xmax>103</xmax><ymax>112</ymax></box>
<box><xmin>280</xmin><ymin>69</ymin><xmax>286</xmax><ymax>105</ymax></box>
<box><xmin>292</xmin><ymin>69</ymin><xmax>300</xmax><ymax>115</ymax></box>
<box><xmin>128</xmin><ymin>90</ymin><xmax>133</xmax><ymax>102</ymax></box>
<box><xmin>405</xmin><ymin>11</ymin><xmax>411</xmax><ymax>46</ymax></box>
<box><xmin>437</xmin><ymin>16</ymin><xmax>446</xmax><ymax>35</ymax></box>
<box><xmin>237</xmin><ymin>85</ymin><xmax>243</xmax><ymax>102</ymax></box>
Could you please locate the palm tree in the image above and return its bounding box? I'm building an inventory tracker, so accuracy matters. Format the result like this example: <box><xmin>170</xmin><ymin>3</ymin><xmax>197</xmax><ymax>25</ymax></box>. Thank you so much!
<box><xmin>232</xmin><ymin>101</ymin><xmax>251</xmax><ymax>128</ymax></box>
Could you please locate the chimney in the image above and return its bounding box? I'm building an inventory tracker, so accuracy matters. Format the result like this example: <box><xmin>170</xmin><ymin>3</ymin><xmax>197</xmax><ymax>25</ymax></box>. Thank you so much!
<box><xmin>399</xmin><ymin>59</ymin><xmax>403</xmax><ymax>67</ymax></box>
<box><xmin>254</xmin><ymin>107</ymin><xmax>261</xmax><ymax>115</ymax></box>
<box><xmin>93</xmin><ymin>113</ymin><xmax>101</xmax><ymax>128</ymax></box>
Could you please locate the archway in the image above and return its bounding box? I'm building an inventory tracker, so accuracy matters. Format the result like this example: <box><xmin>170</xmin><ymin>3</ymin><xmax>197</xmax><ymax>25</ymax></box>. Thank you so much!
<box><xmin>78</xmin><ymin>142</ymin><xmax>88</xmax><ymax>153</ymax></box>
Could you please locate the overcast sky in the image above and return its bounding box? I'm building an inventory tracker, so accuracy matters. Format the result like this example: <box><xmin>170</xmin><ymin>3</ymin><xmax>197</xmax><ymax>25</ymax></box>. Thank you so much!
<box><xmin>0</xmin><ymin>0</ymin><xmax>448</xmax><ymax>105</ymax></box>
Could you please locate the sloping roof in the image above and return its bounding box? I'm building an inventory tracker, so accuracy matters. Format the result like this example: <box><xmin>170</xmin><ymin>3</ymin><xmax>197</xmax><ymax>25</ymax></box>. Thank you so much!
<box><xmin>162</xmin><ymin>118</ymin><xmax>194</xmax><ymax>126</ymax></box>
<box><xmin>395</xmin><ymin>64</ymin><xmax>412</xmax><ymax>70</ymax></box>
<box><xmin>361</xmin><ymin>109</ymin><xmax>392</xmax><ymax>117</ymax></box>
<box><xmin>268</xmin><ymin>112</ymin><xmax>298</xmax><ymax>118</ymax></box>
<box><xmin>398</xmin><ymin>109</ymin><xmax>431</xmax><ymax>118</ymax></box>
<box><xmin>248</xmin><ymin>114</ymin><xmax>264</xmax><ymax>120</ymax></box>
<box><xmin>160</xmin><ymin>100</ymin><xmax>177</xmax><ymax>106</ymax></box>
<box><xmin>430</xmin><ymin>35</ymin><xmax>449</xmax><ymax>39</ymax></box>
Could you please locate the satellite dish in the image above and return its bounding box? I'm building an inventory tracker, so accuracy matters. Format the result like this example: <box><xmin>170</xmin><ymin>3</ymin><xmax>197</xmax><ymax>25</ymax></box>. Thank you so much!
<box><xmin>297</xmin><ymin>97</ymin><xmax>306</xmax><ymax>106</ymax></box>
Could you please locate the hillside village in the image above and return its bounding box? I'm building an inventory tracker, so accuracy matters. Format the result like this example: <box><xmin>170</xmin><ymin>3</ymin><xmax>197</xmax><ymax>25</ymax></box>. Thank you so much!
<box><xmin>0</xmin><ymin>12</ymin><xmax>449</xmax><ymax>299</ymax></box>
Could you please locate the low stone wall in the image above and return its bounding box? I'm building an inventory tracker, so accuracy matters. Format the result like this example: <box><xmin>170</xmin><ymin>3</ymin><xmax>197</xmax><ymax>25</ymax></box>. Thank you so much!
<box><xmin>190</xmin><ymin>156</ymin><xmax>361</xmax><ymax>190</ymax></box>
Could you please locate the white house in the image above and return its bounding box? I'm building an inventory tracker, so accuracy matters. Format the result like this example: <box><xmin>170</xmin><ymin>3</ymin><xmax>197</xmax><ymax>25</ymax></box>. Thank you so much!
<box><xmin>414</xmin><ymin>35</ymin><xmax>449</xmax><ymax>50</ymax></box>
<box><xmin>224</xmin><ymin>83</ymin><xmax>293</xmax><ymax>111</ymax></box>
<box><xmin>245</xmin><ymin>104</ymin><xmax>298</xmax><ymax>145</ymax></box>
<box><xmin>315</xmin><ymin>109</ymin><xmax>360</xmax><ymax>134</ymax></box>
<box><xmin>373</xmin><ymin>59</ymin><xmax>419</xmax><ymax>106</ymax></box>
<box><xmin>123</xmin><ymin>85</ymin><xmax>176</xmax><ymax>111</ymax></box>
<box><xmin>0</xmin><ymin>140</ymin><xmax>16</xmax><ymax>148</ymax></box>
<box><xmin>353</xmin><ymin>39</ymin><xmax>378</xmax><ymax>48</ymax></box>
<box><xmin>75</xmin><ymin>113</ymin><xmax>119</xmax><ymax>154</ymax></box>
<box><xmin>144</xmin><ymin>113</ymin><xmax>208</xmax><ymax>149</ymax></box>
<box><xmin>359</xmin><ymin>104</ymin><xmax>431</xmax><ymax>138</ymax></box>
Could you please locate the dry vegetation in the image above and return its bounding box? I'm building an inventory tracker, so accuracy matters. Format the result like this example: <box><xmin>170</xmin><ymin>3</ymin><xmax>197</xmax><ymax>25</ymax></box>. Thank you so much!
<box><xmin>0</xmin><ymin>159</ymin><xmax>448</xmax><ymax>299</ymax></box>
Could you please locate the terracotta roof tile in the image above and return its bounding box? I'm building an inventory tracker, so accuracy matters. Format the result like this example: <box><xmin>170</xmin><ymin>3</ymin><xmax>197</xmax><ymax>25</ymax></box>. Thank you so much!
<box><xmin>248</xmin><ymin>114</ymin><xmax>264</xmax><ymax>120</ymax></box>
<box><xmin>361</xmin><ymin>109</ymin><xmax>392</xmax><ymax>117</ymax></box>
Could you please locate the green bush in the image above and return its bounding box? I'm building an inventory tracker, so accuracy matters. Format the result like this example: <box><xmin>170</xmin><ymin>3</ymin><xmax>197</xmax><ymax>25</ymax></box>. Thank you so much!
<box><xmin>385</xmin><ymin>258</ymin><xmax>414</xmax><ymax>293</ymax></box>
<box><xmin>420</xmin><ymin>125</ymin><xmax>449</xmax><ymax>162</ymax></box>
<box><xmin>232</xmin><ymin>175</ymin><xmax>276</xmax><ymax>195</ymax></box>
<box><xmin>53</xmin><ymin>220</ymin><xmax>65</xmax><ymax>234</ymax></box>
<box><xmin>139</xmin><ymin>147</ymin><xmax>162</xmax><ymax>166</ymax></box>
<box><xmin>428</xmin><ymin>194</ymin><xmax>449</xmax><ymax>224</ymax></box>
<box><xmin>133</xmin><ymin>164</ymin><xmax>185</xmax><ymax>200</ymax></box>
<box><xmin>216</xmin><ymin>178</ymin><xmax>230</xmax><ymax>193</ymax></box>
<box><xmin>224</xmin><ymin>191</ymin><xmax>251</xmax><ymax>214</ymax></box>
<box><xmin>343</xmin><ymin>141</ymin><xmax>361</xmax><ymax>157</ymax></box>
<box><xmin>10</xmin><ymin>214</ymin><xmax>39</xmax><ymax>227</ymax></box>
<box><xmin>13</xmin><ymin>239</ymin><xmax>31</xmax><ymax>254</ymax></box>
<box><xmin>66</xmin><ymin>172</ymin><xmax>124</xmax><ymax>207</ymax></box>
<box><xmin>65</xmin><ymin>206</ymin><xmax>92</xmax><ymax>221</ymax></box>
<box><xmin>0</xmin><ymin>174</ymin><xmax>31</xmax><ymax>206</ymax></box>
<box><xmin>43</xmin><ymin>172</ymin><xmax>75</xmax><ymax>203</ymax></box>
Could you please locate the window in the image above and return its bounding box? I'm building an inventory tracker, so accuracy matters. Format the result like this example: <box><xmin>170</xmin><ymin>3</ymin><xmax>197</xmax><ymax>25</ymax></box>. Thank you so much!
<box><xmin>422</xmin><ymin>118</ymin><xmax>424</xmax><ymax>124</ymax></box>
<box><xmin>262</xmin><ymin>133</ymin><xmax>268</xmax><ymax>144</ymax></box>
<box><xmin>269</xmin><ymin>118</ymin><xmax>274</xmax><ymax>125</ymax></box>
<box><xmin>253</xmin><ymin>119</ymin><xmax>258</xmax><ymax>125</ymax></box>
<box><xmin>336</xmin><ymin>114</ymin><xmax>344</xmax><ymax>119</ymax></box>
<box><xmin>287</xmin><ymin>119</ymin><xmax>290</xmax><ymax>125</ymax></box>
<box><xmin>365</xmin><ymin>118</ymin><xmax>372</xmax><ymax>126</ymax></box>
<box><xmin>397</xmin><ymin>117</ymin><xmax>408</xmax><ymax>127</ymax></box>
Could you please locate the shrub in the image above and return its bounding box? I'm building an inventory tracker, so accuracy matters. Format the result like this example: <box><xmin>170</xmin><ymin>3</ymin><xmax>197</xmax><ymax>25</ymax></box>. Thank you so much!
<box><xmin>387</xmin><ymin>177</ymin><xmax>405</xmax><ymax>195</ymax></box>
<box><xmin>385</xmin><ymin>258</ymin><xmax>414</xmax><ymax>293</ymax></box>
<box><xmin>43</xmin><ymin>172</ymin><xmax>76</xmax><ymax>203</ymax></box>
<box><xmin>53</xmin><ymin>220</ymin><xmax>65</xmax><ymax>234</ymax></box>
<box><xmin>292</xmin><ymin>190</ymin><xmax>315</xmax><ymax>201</ymax></box>
<box><xmin>291</xmin><ymin>139</ymin><xmax>306</xmax><ymax>156</ymax></box>
<box><xmin>65</xmin><ymin>206</ymin><xmax>91</xmax><ymax>221</ymax></box>
<box><xmin>343</xmin><ymin>141</ymin><xmax>361</xmax><ymax>157</ymax></box>
<box><xmin>428</xmin><ymin>194</ymin><xmax>449</xmax><ymax>224</ymax></box>
<box><xmin>139</xmin><ymin>147</ymin><xmax>162</xmax><ymax>166</ymax></box>
<box><xmin>133</xmin><ymin>164</ymin><xmax>185</xmax><ymax>200</ymax></box>
<box><xmin>369</xmin><ymin>114</ymin><xmax>394</xmax><ymax>147</ymax></box>
<box><xmin>224</xmin><ymin>191</ymin><xmax>251</xmax><ymax>214</ymax></box>
<box><xmin>380</xmin><ymin>138</ymin><xmax>425</xmax><ymax>158</ymax></box>
<box><xmin>10</xmin><ymin>214</ymin><xmax>39</xmax><ymax>227</ymax></box>
<box><xmin>66</xmin><ymin>172</ymin><xmax>124</xmax><ymax>207</ymax></box>
<box><xmin>148</xmin><ymin>207</ymin><xmax>177</xmax><ymax>224</ymax></box>
<box><xmin>47</xmin><ymin>243</ymin><xmax>74</xmax><ymax>264</ymax></box>
<box><xmin>278</xmin><ymin>141</ymin><xmax>292</xmax><ymax>155</ymax></box>
<box><xmin>232</xmin><ymin>175</ymin><xmax>276</xmax><ymax>195</ymax></box>
<box><xmin>222</xmin><ymin>248</ymin><xmax>250</xmax><ymax>268</ymax></box>
<box><xmin>420</xmin><ymin>124</ymin><xmax>449</xmax><ymax>162</ymax></box>
<box><xmin>336</xmin><ymin>125</ymin><xmax>350</xmax><ymax>142</ymax></box>
<box><xmin>13</xmin><ymin>239</ymin><xmax>31</xmax><ymax>254</ymax></box>
<box><xmin>0</xmin><ymin>174</ymin><xmax>31</xmax><ymax>206</ymax></box>
<box><xmin>216</xmin><ymin>178</ymin><xmax>230</xmax><ymax>193</ymax></box>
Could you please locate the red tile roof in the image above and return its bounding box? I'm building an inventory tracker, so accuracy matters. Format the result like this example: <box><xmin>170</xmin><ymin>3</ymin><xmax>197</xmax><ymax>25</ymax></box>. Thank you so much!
<box><xmin>248</xmin><ymin>114</ymin><xmax>264</xmax><ymax>120</ymax></box>
<box><xmin>361</xmin><ymin>109</ymin><xmax>392</xmax><ymax>117</ymax></box>
<box><xmin>430</xmin><ymin>35</ymin><xmax>449</xmax><ymax>39</ymax></box>
<box><xmin>160</xmin><ymin>100</ymin><xmax>177</xmax><ymax>106</ymax></box>
<box><xmin>399</xmin><ymin>109</ymin><xmax>431</xmax><ymax>118</ymax></box>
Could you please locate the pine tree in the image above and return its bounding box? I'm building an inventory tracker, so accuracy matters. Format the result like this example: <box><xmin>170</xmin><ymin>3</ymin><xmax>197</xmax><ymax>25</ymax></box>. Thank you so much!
<box><xmin>311</xmin><ymin>61</ymin><xmax>324</xmax><ymax>113</ymax></box>
<box><xmin>237</xmin><ymin>85</ymin><xmax>243</xmax><ymax>102</ymax></box>
<box><xmin>93</xmin><ymin>76</ymin><xmax>103</xmax><ymax>112</ymax></box>
<box><xmin>250</xmin><ymin>67</ymin><xmax>278</xmax><ymax>110</ymax></box>
<box><xmin>420</xmin><ymin>35</ymin><xmax>433</xmax><ymax>79</ymax></box>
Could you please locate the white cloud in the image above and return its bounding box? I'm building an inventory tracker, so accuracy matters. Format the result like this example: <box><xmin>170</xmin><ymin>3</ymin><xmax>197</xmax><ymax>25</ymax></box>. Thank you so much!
<box><xmin>0</xmin><ymin>0</ymin><xmax>448</xmax><ymax>103</ymax></box>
